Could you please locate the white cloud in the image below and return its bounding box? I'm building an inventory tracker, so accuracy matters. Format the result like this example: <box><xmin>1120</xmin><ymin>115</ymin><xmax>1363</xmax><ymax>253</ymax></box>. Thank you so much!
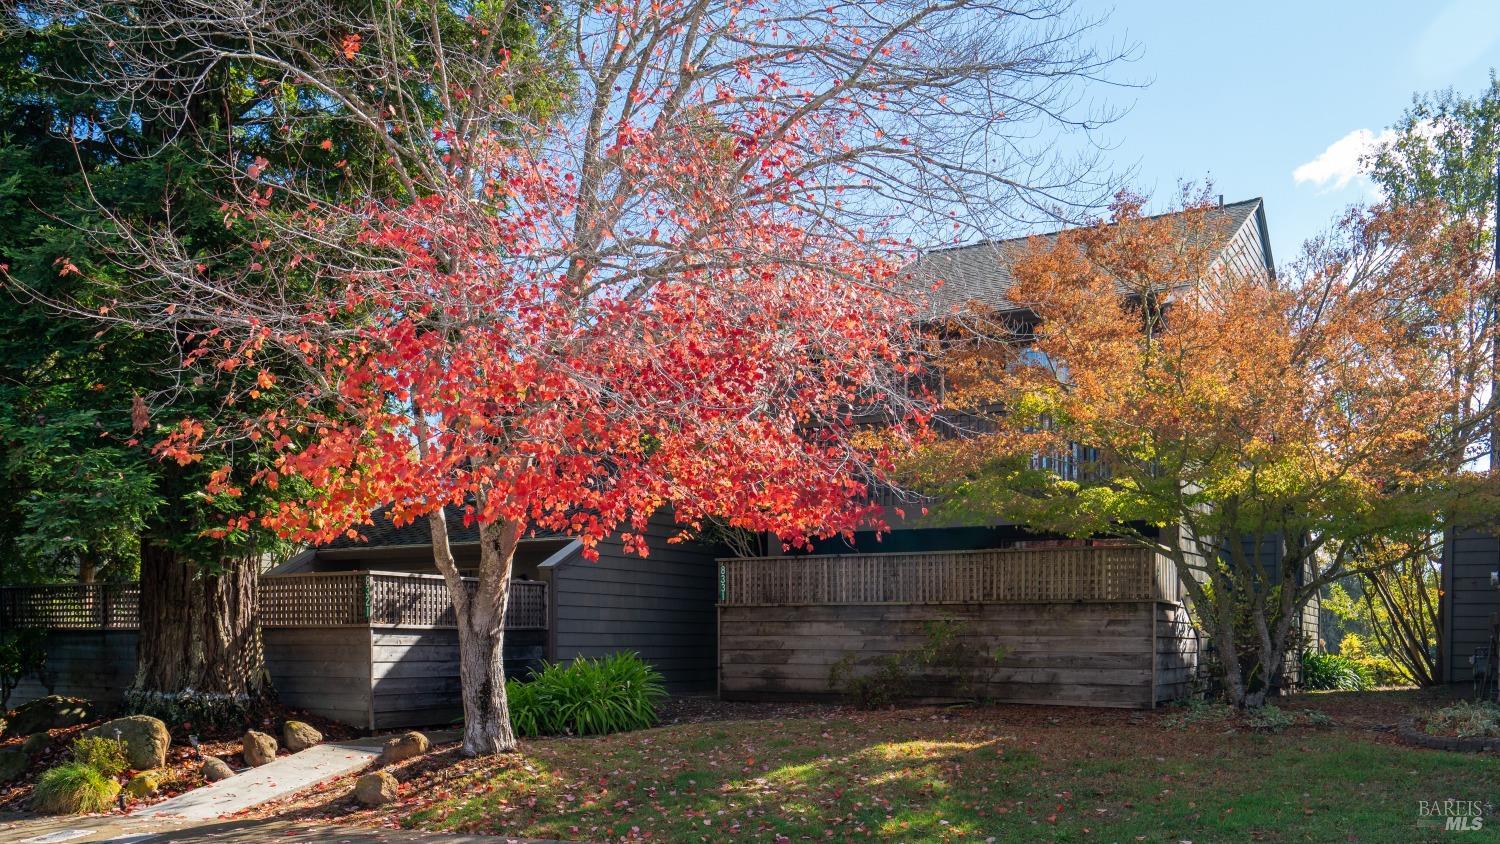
<box><xmin>1292</xmin><ymin>128</ymin><xmax>1395</xmax><ymax>193</ymax></box>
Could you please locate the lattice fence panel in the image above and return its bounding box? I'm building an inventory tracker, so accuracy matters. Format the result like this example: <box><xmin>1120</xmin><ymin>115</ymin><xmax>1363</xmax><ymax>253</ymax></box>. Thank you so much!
<box><xmin>260</xmin><ymin>573</ymin><xmax>369</xmax><ymax>627</ymax></box>
<box><xmin>1</xmin><ymin>572</ymin><xmax>547</xmax><ymax>631</ymax></box>
<box><xmin>0</xmin><ymin>583</ymin><xmax>140</xmax><ymax>629</ymax></box>
<box><xmin>718</xmin><ymin>546</ymin><xmax>1164</xmax><ymax>606</ymax></box>
<box><xmin>507</xmin><ymin>580</ymin><xmax>548</xmax><ymax>629</ymax></box>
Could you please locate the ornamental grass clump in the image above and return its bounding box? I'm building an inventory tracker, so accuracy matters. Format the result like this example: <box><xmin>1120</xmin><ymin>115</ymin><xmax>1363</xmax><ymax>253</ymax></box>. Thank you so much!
<box><xmin>1425</xmin><ymin>701</ymin><xmax>1500</xmax><ymax>738</ymax></box>
<box><xmin>31</xmin><ymin>762</ymin><xmax>121</xmax><ymax>814</ymax></box>
<box><xmin>68</xmin><ymin>735</ymin><xmax>128</xmax><ymax>777</ymax></box>
<box><xmin>507</xmin><ymin>652</ymin><xmax>665</xmax><ymax>737</ymax></box>
<box><xmin>30</xmin><ymin>735</ymin><xmax>128</xmax><ymax>814</ymax></box>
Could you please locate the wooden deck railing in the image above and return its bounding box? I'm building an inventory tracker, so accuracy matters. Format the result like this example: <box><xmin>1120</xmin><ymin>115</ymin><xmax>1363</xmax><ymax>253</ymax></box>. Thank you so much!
<box><xmin>0</xmin><ymin>572</ymin><xmax>547</xmax><ymax>631</ymax></box>
<box><xmin>718</xmin><ymin>546</ymin><xmax>1180</xmax><ymax>606</ymax></box>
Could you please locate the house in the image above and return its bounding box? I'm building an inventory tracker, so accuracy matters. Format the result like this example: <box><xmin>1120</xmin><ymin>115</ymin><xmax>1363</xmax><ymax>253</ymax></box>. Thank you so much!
<box><xmin>2</xmin><ymin>505</ymin><xmax>723</xmax><ymax>731</ymax></box>
<box><xmin>5</xmin><ymin>198</ymin><xmax>1323</xmax><ymax>725</ymax></box>
<box><xmin>268</xmin><ymin>504</ymin><xmax>725</xmax><ymax>695</ymax></box>
<box><xmin>716</xmin><ymin>198</ymin><xmax>1323</xmax><ymax>707</ymax></box>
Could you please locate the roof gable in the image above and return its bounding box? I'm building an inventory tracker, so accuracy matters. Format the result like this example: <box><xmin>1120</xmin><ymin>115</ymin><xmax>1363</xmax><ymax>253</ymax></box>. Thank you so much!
<box><xmin>320</xmin><ymin>502</ymin><xmax>562</xmax><ymax>550</ymax></box>
<box><xmin>904</xmin><ymin>198</ymin><xmax>1270</xmax><ymax>319</ymax></box>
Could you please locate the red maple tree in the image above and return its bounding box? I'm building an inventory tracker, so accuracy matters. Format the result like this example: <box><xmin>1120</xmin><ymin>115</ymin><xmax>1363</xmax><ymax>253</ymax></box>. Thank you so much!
<box><xmin>48</xmin><ymin>0</ymin><xmax>1126</xmax><ymax>752</ymax></box>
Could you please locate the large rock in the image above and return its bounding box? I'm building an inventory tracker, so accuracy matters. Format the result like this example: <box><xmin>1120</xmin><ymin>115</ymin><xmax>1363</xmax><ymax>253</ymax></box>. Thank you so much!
<box><xmin>282</xmin><ymin>720</ymin><xmax>322</xmax><ymax>752</ymax></box>
<box><xmin>85</xmin><ymin>715</ymin><xmax>170</xmax><ymax>770</ymax></box>
<box><xmin>124</xmin><ymin>769</ymin><xmax>166</xmax><ymax>799</ymax></box>
<box><xmin>2</xmin><ymin>696</ymin><xmax>91</xmax><ymax>738</ymax></box>
<box><xmin>201</xmin><ymin>756</ymin><xmax>234</xmax><ymax>781</ymax></box>
<box><xmin>379</xmin><ymin>730</ymin><xmax>429</xmax><ymax>765</ymax></box>
<box><xmin>20</xmin><ymin>733</ymin><xmax>49</xmax><ymax>757</ymax></box>
<box><xmin>242</xmin><ymin>730</ymin><xmax>277</xmax><ymax>767</ymax></box>
<box><xmin>353</xmin><ymin>770</ymin><xmax>399</xmax><ymax>806</ymax></box>
<box><xmin>0</xmin><ymin>749</ymin><xmax>28</xmax><ymax>782</ymax></box>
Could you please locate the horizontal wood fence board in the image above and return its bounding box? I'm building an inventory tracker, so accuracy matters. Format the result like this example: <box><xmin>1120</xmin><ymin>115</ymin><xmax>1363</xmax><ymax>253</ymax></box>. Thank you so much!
<box><xmin>719</xmin><ymin>663</ymin><xmax>1153</xmax><ymax>685</ymax></box>
<box><xmin>720</xmin><ymin>676</ymin><xmax>1152</xmax><ymax>707</ymax></box>
<box><xmin>720</xmin><ymin>649</ymin><xmax>1156</xmax><ymax>669</ymax></box>
<box><xmin>9</xmin><ymin>631</ymin><xmax>139</xmax><ymax>707</ymax></box>
<box><xmin>256</xmin><ymin>660</ymin><xmax>371</xmax><ymax>682</ymax></box>
<box><xmin>372</xmin><ymin>677</ymin><xmax>463</xmax><ymax>697</ymax></box>
<box><xmin>719</xmin><ymin>634</ymin><xmax>1157</xmax><ymax>654</ymax></box>
<box><xmin>554</xmin><ymin>607</ymin><xmax>716</xmax><ymax>625</ymax></box>
<box><xmin>372</xmin><ymin>707</ymin><xmax>461</xmax><ymax>730</ymax></box>
<box><xmin>719</xmin><ymin>600</ymin><xmax>1190</xmax><ymax>710</ymax></box>
<box><xmin>9</xmin><ymin>608</ymin><xmax>545</xmax><ymax>730</ymax></box>
<box><xmin>1152</xmin><ymin>603</ymin><xmax>1198</xmax><ymax>705</ymax></box>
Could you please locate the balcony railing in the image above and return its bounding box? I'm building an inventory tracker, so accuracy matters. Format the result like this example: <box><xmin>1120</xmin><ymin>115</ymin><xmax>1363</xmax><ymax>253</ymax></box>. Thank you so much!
<box><xmin>718</xmin><ymin>546</ymin><xmax>1180</xmax><ymax>606</ymax></box>
<box><xmin>0</xmin><ymin>572</ymin><xmax>547</xmax><ymax>631</ymax></box>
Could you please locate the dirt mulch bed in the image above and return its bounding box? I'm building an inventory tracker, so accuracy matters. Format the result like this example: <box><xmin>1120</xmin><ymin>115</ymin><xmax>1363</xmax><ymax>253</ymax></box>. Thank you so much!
<box><xmin>654</xmin><ymin>695</ymin><xmax>838</xmax><ymax>726</ymax></box>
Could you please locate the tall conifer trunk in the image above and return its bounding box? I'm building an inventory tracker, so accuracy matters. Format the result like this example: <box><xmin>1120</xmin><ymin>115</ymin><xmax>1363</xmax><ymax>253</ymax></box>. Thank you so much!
<box><xmin>129</xmin><ymin>543</ymin><xmax>272</xmax><ymax>720</ymax></box>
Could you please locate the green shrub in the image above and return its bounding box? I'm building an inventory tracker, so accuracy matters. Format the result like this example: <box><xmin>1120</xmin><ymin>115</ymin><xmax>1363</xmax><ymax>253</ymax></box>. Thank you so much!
<box><xmin>32</xmin><ymin>762</ymin><xmax>121</xmax><ymax>814</ymax></box>
<box><xmin>1163</xmin><ymin>699</ymin><xmax>1329</xmax><ymax>731</ymax></box>
<box><xmin>506</xmin><ymin>652</ymin><xmax>666</xmax><ymax>737</ymax></box>
<box><xmin>123</xmin><ymin>688</ymin><xmax>249</xmax><ymax>730</ymax></box>
<box><xmin>1246</xmin><ymin>705</ymin><xmax>1296</xmax><ymax>732</ymax></box>
<box><xmin>1303</xmin><ymin>710</ymin><xmax>1334</xmax><ymax>727</ymax></box>
<box><xmin>827</xmin><ymin>618</ymin><xmax>1007</xmax><ymax>708</ymax></box>
<box><xmin>1336</xmin><ymin>633</ymin><xmax>1412</xmax><ymax>687</ymax></box>
<box><xmin>1299</xmin><ymin>650</ymin><xmax>1370</xmax><ymax>691</ymax></box>
<box><xmin>828</xmin><ymin>652</ymin><xmax>911</xmax><ymax>709</ymax></box>
<box><xmin>69</xmin><ymin>736</ymin><xmax>128</xmax><ymax>777</ymax></box>
<box><xmin>1161</xmin><ymin>698</ymin><xmax>1234</xmax><ymax>730</ymax></box>
<box><xmin>1424</xmin><ymin>701</ymin><xmax>1500</xmax><ymax>738</ymax></box>
<box><xmin>0</xmin><ymin>629</ymin><xmax>47</xmax><ymax>709</ymax></box>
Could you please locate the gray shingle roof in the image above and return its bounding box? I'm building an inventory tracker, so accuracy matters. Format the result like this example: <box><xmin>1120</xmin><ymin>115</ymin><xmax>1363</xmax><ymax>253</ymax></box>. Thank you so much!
<box><xmin>904</xmin><ymin>198</ymin><xmax>1264</xmax><ymax>319</ymax></box>
<box><xmin>322</xmin><ymin>502</ymin><xmax>561</xmax><ymax>549</ymax></box>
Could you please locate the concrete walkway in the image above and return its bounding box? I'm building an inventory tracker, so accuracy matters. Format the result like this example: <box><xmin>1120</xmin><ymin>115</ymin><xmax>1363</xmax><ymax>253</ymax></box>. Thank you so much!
<box><xmin>133</xmin><ymin>730</ymin><xmax>460</xmax><ymax>821</ymax></box>
<box><xmin>0</xmin><ymin>815</ymin><xmax>575</xmax><ymax>843</ymax></box>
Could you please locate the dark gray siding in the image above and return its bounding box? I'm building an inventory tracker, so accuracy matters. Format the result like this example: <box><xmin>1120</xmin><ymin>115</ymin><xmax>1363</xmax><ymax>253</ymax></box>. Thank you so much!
<box><xmin>1443</xmin><ymin>528</ymin><xmax>1499</xmax><ymax>684</ymax></box>
<box><xmin>546</xmin><ymin>513</ymin><xmax>720</xmax><ymax>692</ymax></box>
<box><xmin>369</xmin><ymin>628</ymin><xmax>545</xmax><ymax>729</ymax></box>
<box><xmin>13</xmin><ymin>626</ymin><xmax>542</xmax><ymax>730</ymax></box>
<box><xmin>1235</xmin><ymin>534</ymin><xmax>1321</xmax><ymax>655</ymax></box>
<box><xmin>1154</xmin><ymin>603</ymin><xmax>1198</xmax><ymax>704</ymax></box>
<box><xmin>263</xmin><ymin>626</ymin><xmax>372</xmax><ymax>727</ymax></box>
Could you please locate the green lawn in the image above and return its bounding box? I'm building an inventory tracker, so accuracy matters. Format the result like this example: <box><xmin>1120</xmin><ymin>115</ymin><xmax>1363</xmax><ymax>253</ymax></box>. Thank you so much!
<box><xmin>384</xmin><ymin>693</ymin><xmax>1496</xmax><ymax>842</ymax></box>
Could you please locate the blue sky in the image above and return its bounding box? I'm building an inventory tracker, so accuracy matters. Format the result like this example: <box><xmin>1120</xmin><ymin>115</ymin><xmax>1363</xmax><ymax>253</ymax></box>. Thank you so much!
<box><xmin>1078</xmin><ymin>0</ymin><xmax>1500</xmax><ymax>265</ymax></box>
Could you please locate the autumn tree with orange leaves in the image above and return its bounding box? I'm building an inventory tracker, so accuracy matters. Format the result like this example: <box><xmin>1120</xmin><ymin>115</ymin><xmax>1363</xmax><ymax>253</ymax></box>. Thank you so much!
<box><xmin>913</xmin><ymin>190</ymin><xmax>1499</xmax><ymax>707</ymax></box>
<box><xmin>22</xmin><ymin>0</ymin><xmax>1132</xmax><ymax>751</ymax></box>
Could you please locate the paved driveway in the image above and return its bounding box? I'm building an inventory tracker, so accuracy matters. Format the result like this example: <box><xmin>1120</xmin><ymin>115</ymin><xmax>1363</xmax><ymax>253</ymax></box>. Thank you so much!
<box><xmin>0</xmin><ymin>815</ymin><xmax>577</xmax><ymax>844</ymax></box>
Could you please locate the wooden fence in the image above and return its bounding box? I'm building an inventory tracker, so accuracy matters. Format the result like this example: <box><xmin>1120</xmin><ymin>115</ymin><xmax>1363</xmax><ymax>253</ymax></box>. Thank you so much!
<box><xmin>0</xmin><ymin>571</ymin><xmax>547</xmax><ymax>631</ymax></box>
<box><xmin>718</xmin><ymin>546</ymin><xmax>1180</xmax><ymax>606</ymax></box>
<box><xmin>0</xmin><ymin>582</ymin><xmax>141</xmax><ymax>630</ymax></box>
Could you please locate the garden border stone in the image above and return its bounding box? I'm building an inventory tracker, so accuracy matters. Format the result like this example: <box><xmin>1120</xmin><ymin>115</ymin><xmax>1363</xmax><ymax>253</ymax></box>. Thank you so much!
<box><xmin>1398</xmin><ymin>716</ymin><xmax>1500</xmax><ymax>752</ymax></box>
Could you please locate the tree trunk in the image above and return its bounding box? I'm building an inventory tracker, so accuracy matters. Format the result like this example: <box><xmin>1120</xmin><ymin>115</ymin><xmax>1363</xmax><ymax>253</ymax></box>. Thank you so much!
<box><xmin>425</xmin><ymin>505</ymin><xmax>519</xmax><ymax>755</ymax></box>
<box><xmin>128</xmin><ymin>542</ymin><xmax>272</xmax><ymax>723</ymax></box>
<box><xmin>458</xmin><ymin>606</ymin><xmax>514</xmax><ymax>755</ymax></box>
<box><xmin>458</xmin><ymin>517</ymin><xmax>519</xmax><ymax>755</ymax></box>
<box><xmin>77</xmin><ymin>552</ymin><xmax>97</xmax><ymax>584</ymax></box>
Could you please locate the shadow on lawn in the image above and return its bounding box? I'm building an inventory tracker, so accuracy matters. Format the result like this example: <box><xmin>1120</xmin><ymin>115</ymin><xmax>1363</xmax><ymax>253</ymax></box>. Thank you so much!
<box><xmin>399</xmin><ymin>727</ymin><xmax>1041</xmax><ymax>841</ymax></box>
